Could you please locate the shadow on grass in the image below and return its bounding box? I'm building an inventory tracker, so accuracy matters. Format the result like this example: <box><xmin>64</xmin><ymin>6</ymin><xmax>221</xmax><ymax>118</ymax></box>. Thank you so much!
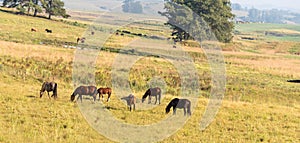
<box><xmin>104</xmin><ymin>106</ymin><xmax>119</xmax><ymax>111</ymax></box>
<box><xmin>26</xmin><ymin>95</ymin><xmax>37</xmax><ymax>98</ymax></box>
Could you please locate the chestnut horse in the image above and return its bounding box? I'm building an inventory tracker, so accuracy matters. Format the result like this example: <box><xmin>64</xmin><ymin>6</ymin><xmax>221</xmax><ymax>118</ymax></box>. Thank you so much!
<box><xmin>97</xmin><ymin>87</ymin><xmax>112</xmax><ymax>102</ymax></box>
<box><xmin>165</xmin><ymin>98</ymin><xmax>191</xmax><ymax>116</ymax></box>
<box><xmin>40</xmin><ymin>81</ymin><xmax>57</xmax><ymax>99</ymax></box>
<box><xmin>142</xmin><ymin>87</ymin><xmax>161</xmax><ymax>104</ymax></box>
<box><xmin>70</xmin><ymin>86</ymin><xmax>98</xmax><ymax>102</ymax></box>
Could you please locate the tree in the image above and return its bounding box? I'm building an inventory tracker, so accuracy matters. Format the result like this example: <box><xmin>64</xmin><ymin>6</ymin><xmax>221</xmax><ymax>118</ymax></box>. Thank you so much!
<box><xmin>122</xmin><ymin>0</ymin><xmax>143</xmax><ymax>14</ymax></box>
<box><xmin>3</xmin><ymin>0</ymin><xmax>39</xmax><ymax>15</ymax></box>
<box><xmin>160</xmin><ymin>0</ymin><xmax>235</xmax><ymax>43</ymax></box>
<box><xmin>41</xmin><ymin>0</ymin><xmax>69</xmax><ymax>19</ymax></box>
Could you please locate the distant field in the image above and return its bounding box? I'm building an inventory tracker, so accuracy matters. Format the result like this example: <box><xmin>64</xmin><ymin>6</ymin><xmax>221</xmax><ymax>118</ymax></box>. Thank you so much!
<box><xmin>235</xmin><ymin>23</ymin><xmax>300</xmax><ymax>42</ymax></box>
<box><xmin>0</xmin><ymin>9</ymin><xmax>299</xmax><ymax>143</ymax></box>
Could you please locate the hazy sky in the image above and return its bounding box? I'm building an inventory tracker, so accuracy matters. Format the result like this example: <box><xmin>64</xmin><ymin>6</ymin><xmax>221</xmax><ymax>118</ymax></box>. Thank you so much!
<box><xmin>231</xmin><ymin>0</ymin><xmax>300</xmax><ymax>12</ymax></box>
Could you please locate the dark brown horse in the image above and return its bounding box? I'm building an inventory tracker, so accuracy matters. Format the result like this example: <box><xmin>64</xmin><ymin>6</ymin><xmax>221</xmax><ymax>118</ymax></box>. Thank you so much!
<box><xmin>97</xmin><ymin>87</ymin><xmax>112</xmax><ymax>102</ymax></box>
<box><xmin>166</xmin><ymin>98</ymin><xmax>191</xmax><ymax>116</ymax></box>
<box><xmin>142</xmin><ymin>87</ymin><xmax>161</xmax><ymax>104</ymax></box>
<box><xmin>121</xmin><ymin>94</ymin><xmax>136</xmax><ymax>111</ymax></box>
<box><xmin>70</xmin><ymin>86</ymin><xmax>98</xmax><ymax>102</ymax></box>
<box><xmin>40</xmin><ymin>82</ymin><xmax>57</xmax><ymax>99</ymax></box>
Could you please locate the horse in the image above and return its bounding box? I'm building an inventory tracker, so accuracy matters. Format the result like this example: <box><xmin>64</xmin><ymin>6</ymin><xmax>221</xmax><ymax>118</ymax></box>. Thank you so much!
<box><xmin>70</xmin><ymin>86</ymin><xmax>98</xmax><ymax>102</ymax></box>
<box><xmin>142</xmin><ymin>87</ymin><xmax>161</xmax><ymax>104</ymax></box>
<box><xmin>40</xmin><ymin>81</ymin><xmax>58</xmax><ymax>99</ymax></box>
<box><xmin>97</xmin><ymin>87</ymin><xmax>112</xmax><ymax>102</ymax></box>
<box><xmin>45</xmin><ymin>29</ymin><xmax>52</xmax><ymax>33</ymax></box>
<box><xmin>121</xmin><ymin>94</ymin><xmax>136</xmax><ymax>111</ymax></box>
<box><xmin>31</xmin><ymin>28</ymin><xmax>37</xmax><ymax>32</ymax></box>
<box><xmin>165</xmin><ymin>98</ymin><xmax>191</xmax><ymax>116</ymax></box>
<box><xmin>77</xmin><ymin>37</ymin><xmax>86</xmax><ymax>44</ymax></box>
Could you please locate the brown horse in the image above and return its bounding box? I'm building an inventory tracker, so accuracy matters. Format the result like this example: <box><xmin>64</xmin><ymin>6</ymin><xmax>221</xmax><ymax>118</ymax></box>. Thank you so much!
<box><xmin>97</xmin><ymin>87</ymin><xmax>112</xmax><ymax>102</ymax></box>
<box><xmin>142</xmin><ymin>87</ymin><xmax>161</xmax><ymax>104</ymax></box>
<box><xmin>70</xmin><ymin>86</ymin><xmax>98</xmax><ymax>102</ymax></box>
<box><xmin>121</xmin><ymin>94</ymin><xmax>136</xmax><ymax>111</ymax></box>
<box><xmin>40</xmin><ymin>82</ymin><xmax>57</xmax><ymax>99</ymax></box>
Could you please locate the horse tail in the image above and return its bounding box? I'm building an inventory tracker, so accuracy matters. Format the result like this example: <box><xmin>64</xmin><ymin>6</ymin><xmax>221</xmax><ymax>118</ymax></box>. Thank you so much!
<box><xmin>53</xmin><ymin>83</ymin><xmax>58</xmax><ymax>98</ymax></box>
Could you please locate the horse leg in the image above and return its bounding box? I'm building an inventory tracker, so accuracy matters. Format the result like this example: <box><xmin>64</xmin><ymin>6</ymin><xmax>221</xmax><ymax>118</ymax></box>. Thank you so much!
<box><xmin>173</xmin><ymin>108</ymin><xmax>176</xmax><ymax>115</ymax></box>
<box><xmin>93</xmin><ymin>94</ymin><xmax>96</xmax><ymax>103</ymax></box>
<box><xmin>184</xmin><ymin>108</ymin><xmax>187</xmax><ymax>116</ymax></box>
<box><xmin>133</xmin><ymin>103</ymin><xmax>135</xmax><ymax>111</ymax></box>
<box><xmin>80</xmin><ymin>95</ymin><xmax>83</xmax><ymax>103</ymax></box>
<box><xmin>154</xmin><ymin>95</ymin><xmax>157</xmax><ymax>104</ymax></box>
<box><xmin>158</xmin><ymin>94</ymin><xmax>161</xmax><ymax>104</ymax></box>
<box><xmin>47</xmin><ymin>92</ymin><xmax>51</xmax><ymax>99</ymax></box>
<box><xmin>148</xmin><ymin>96</ymin><xmax>151</xmax><ymax>104</ymax></box>
<box><xmin>188</xmin><ymin>105</ymin><xmax>191</xmax><ymax>116</ymax></box>
<box><xmin>101</xmin><ymin>94</ymin><xmax>104</xmax><ymax>102</ymax></box>
<box><xmin>76</xmin><ymin>95</ymin><xmax>82</xmax><ymax>102</ymax></box>
<box><xmin>107</xmin><ymin>93</ymin><xmax>111</xmax><ymax>102</ymax></box>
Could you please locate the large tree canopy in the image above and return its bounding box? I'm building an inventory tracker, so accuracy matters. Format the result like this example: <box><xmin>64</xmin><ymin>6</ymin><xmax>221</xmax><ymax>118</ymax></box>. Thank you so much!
<box><xmin>41</xmin><ymin>0</ymin><xmax>70</xmax><ymax>19</ymax></box>
<box><xmin>160</xmin><ymin>0</ymin><xmax>235</xmax><ymax>43</ymax></box>
<box><xmin>2</xmin><ymin>0</ymin><xmax>69</xmax><ymax>19</ymax></box>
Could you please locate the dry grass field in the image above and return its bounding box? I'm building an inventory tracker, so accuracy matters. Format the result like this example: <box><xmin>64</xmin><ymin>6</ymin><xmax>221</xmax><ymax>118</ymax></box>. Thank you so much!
<box><xmin>0</xmin><ymin>9</ymin><xmax>299</xmax><ymax>143</ymax></box>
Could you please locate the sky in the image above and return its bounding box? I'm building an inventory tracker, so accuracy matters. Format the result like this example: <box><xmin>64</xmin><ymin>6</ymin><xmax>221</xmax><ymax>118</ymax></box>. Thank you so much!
<box><xmin>230</xmin><ymin>0</ymin><xmax>300</xmax><ymax>12</ymax></box>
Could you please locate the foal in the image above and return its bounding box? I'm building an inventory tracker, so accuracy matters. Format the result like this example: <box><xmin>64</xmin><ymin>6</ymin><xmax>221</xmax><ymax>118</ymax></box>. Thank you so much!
<box><xmin>121</xmin><ymin>94</ymin><xmax>136</xmax><ymax>111</ymax></box>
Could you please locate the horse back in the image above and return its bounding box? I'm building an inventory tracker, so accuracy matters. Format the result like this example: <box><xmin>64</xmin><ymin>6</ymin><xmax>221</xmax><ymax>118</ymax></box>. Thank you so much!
<box><xmin>177</xmin><ymin>99</ymin><xmax>191</xmax><ymax>108</ymax></box>
<box><xmin>98</xmin><ymin>87</ymin><xmax>112</xmax><ymax>94</ymax></box>
<box><xmin>151</xmin><ymin>87</ymin><xmax>161</xmax><ymax>95</ymax></box>
<box><xmin>76</xmin><ymin>86</ymin><xmax>97</xmax><ymax>95</ymax></box>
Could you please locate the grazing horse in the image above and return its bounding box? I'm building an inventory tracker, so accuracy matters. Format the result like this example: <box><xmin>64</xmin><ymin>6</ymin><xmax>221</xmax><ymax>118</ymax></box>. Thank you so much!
<box><xmin>142</xmin><ymin>87</ymin><xmax>161</xmax><ymax>104</ymax></box>
<box><xmin>165</xmin><ymin>98</ymin><xmax>191</xmax><ymax>116</ymax></box>
<box><xmin>31</xmin><ymin>28</ymin><xmax>37</xmax><ymax>32</ymax></box>
<box><xmin>97</xmin><ymin>87</ymin><xmax>112</xmax><ymax>102</ymax></box>
<box><xmin>77</xmin><ymin>37</ymin><xmax>86</xmax><ymax>44</ymax></box>
<box><xmin>40</xmin><ymin>82</ymin><xmax>58</xmax><ymax>99</ymax></box>
<box><xmin>121</xmin><ymin>94</ymin><xmax>136</xmax><ymax>111</ymax></box>
<box><xmin>45</xmin><ymin>29</ymin><xmax>52</xmax><ymax>33</ymax></box>
<box><xmin>70</xmin><ymin>86</ymin><xmax>98</xmax><ymax>102</ymax></box>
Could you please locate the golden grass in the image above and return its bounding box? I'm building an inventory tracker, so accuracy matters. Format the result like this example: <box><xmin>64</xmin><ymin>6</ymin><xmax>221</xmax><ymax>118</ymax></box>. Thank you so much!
<box><xmin>0</xmin><ymin>9</ymin><xmax>299</xmax><ymax>143</ymax></box>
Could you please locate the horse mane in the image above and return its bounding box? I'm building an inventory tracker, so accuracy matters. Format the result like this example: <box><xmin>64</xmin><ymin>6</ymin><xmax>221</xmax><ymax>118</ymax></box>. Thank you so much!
<box><xmin>142</xmin><ymin>89</ymin><xmax>150</xmax><ymax>99</ymax></box>
<box><xmin>40</xmin><ymin>82</ymin><xmax>47</xmax><ymax>92</ymax></box>
<box><xmin>165</xmin><ymin>102</ymin><xmax>173</xmax><ymax>112</ymax></box>
<box><xmin>166</xmin><ymin>98</ymin><xmax>179</xmax><ymax>113</ymax></box>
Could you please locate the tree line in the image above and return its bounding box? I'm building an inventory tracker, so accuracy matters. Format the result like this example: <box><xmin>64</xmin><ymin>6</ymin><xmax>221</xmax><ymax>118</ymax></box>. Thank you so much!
<box><xmin>232</xmin><ymin>3</ymin><xmax>300</xmax><ymax>24</ymax></box>
<box><xmin>2</xmin><ymin>0</ymin><xmax>69</xmax><ymax>19</ymax></box>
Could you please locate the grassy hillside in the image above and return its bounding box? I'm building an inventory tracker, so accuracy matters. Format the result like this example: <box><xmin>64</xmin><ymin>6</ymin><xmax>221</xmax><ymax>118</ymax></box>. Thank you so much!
<box><xmin>0</xmin><ymin>9</ymin><xmax>299</xmax><ymax>142</ymax></box>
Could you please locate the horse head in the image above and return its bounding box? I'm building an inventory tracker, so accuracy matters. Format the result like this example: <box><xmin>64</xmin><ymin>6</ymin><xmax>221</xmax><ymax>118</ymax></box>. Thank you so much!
<box><xmin>70</xmin><ymin>94</ymin><xmax>75</xmax><ymax>101</ymax></box>
<box><xmin>141</xmin><ymin>95</ymin><xmax>146</xmax><ymax>103</ymax></box>
<box><xmin>165</xmin><ymin>107</ymin><xmax>170</xmax><ymax>114</ymax></box>
<box><xmin>39</xmin><ymin>90</ymin><xmax>44</xmax><ymax>97</ymax></box>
